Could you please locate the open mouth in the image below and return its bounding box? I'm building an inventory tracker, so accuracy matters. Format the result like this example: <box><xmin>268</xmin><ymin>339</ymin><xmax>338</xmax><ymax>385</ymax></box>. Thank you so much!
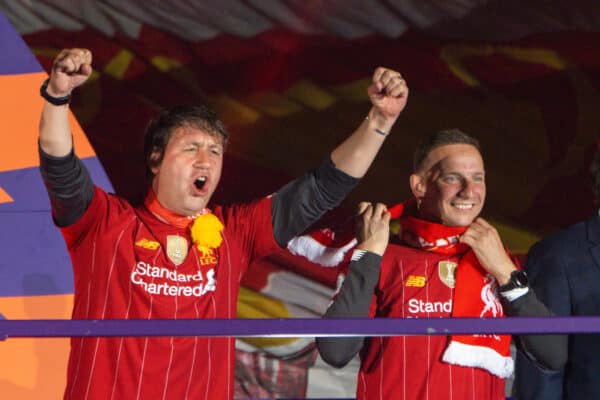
<box><xmin>194</xmin><ymin>176</ymin><xmax>207</xmax><ymax>190</ymax></box>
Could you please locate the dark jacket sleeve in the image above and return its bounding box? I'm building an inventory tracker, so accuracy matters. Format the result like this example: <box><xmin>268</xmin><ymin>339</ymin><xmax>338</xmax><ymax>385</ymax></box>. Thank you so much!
<box><xmin>39</xmin><ymin>145</ymin><xmax>94</xmax><ymax>227</ymax></box>
<box><xmin>513</xmin><ymin>238</ymin><xmax>571</xmax><ymax>399</ymax></box>
<box><xmin>503</xmin><ymin>289</ymin><xmax>568</xmax><ymax>371</ymax></box>
<box><xmin>316</xmin><ymin>251</ymin><xmax>381</xmax><ymax>368</ymax></box>
<box><xmin>271</xmin><ymin>157</ymin><xmax>359</xmax><ymax>247</ymax></box>
<box><xmin>514</xmin><ymin>351</ymin><xmax>564</xmax><ymax>400</ymax></box>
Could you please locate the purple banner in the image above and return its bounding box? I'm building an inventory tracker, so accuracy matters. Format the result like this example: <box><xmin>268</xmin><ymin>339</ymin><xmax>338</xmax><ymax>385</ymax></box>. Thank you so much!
<box><xmin>0</xmin><ymin>11</ymin><xmax>42</xmax><ymax>74</ymax></box>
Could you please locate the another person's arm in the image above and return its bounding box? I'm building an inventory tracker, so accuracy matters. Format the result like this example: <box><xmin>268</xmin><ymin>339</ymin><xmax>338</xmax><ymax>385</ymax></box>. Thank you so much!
<box><xmin>515</xmin><ymin>238</ymin><xmax>570</xmax><ymax>370</ymax></box>
<box><xmin>316</xmin><ymin>203</ymin><xmax>389</xmax><ymax>367</ymax></box>
<box><xmin>514</xmin><ymin>238</ymin><xmax>569</xmax><ymax>400</ymax></box>
<box><xmin>502</xmin><ymin>289</ymin><xmax>567</xmax><ymax>371</ymax></box>
<box><xmin>459</xmin><ymin>218</ymin><xmax>567</xmax><ymax>370</ymax></box>
<box><xmin>272</xmin><ymin>68</ymin><xmax>408</xmax><ymax>245</ymax></box>
<box><xmin>39</xmin><ymin>48</ymin><xmax>94</xmax><ymax>227</ymax></box>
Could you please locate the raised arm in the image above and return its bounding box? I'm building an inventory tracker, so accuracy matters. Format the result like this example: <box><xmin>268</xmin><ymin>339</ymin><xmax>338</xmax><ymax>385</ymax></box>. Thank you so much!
<box><xmin>272</xmin><ymin>68</ymin><xmax>408</xmax><ymax>246</ymax></box>
<box><xmin>330</xmin><ymin>67</ymin><xmax>408</xmax><ymax>178</ymax></box>
<box><xmin>39</xmin><ymin>48</ymin><xmax>95</xmax><ymax>226</ymax></box>
<box><xmin>39</xmin><ymin>48</ymin><xmax>93</xmax><ymax>156</ymax></box>
<box><xmin>316</xmin><ymin>203</ymin><xmax>390</xmax><ymax>368</ymax></box>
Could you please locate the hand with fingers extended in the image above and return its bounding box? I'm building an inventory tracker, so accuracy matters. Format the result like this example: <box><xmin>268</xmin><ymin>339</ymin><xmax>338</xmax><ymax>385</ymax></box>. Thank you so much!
<box><xmin>48</xmin><ymin>48</ymin><xmax>93</xmax><ymax>98</ymax></box>
<box><xmin>367</xmin><ymin>67</ymin><xmax>409</xmax><ymax>123</ymax></box>
<box><xmin>458</xmin><ymin>217</ymin><xmax>517</xmax><ymax>285</ymax></box>
<box><xmin>355</xmin><ymin>202</ymin><xmax>391</xmax><ymax>256</ymax></box>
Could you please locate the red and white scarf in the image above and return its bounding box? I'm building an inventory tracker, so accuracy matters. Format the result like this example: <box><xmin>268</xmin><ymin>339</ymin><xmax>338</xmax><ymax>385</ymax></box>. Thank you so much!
<box><xmin>390</xmin><ymin>201</ymin><xmax>513</xmax><ymax>378</ymax></box>
<box><xmin>288</xmin><ymin>200</ymin><xmax>513</xmax><ymax>378</ymax></box>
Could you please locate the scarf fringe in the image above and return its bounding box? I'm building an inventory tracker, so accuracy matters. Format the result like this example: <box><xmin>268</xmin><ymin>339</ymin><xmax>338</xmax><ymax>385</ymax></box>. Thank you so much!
<box><xmin>442</xmin><ymin>340</ymin><xmax>514</xmax><ymax>378</ymax></box>
<box><xmin>287</xmin><ymin>235</ymin><xmax>357</xmax><ymax>267</ymax></box>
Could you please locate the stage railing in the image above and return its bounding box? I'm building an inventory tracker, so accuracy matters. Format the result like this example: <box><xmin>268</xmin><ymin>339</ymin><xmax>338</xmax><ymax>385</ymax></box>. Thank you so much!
<box><xmin>1</xmin><ymin>316</ymin><xmax>589</xmax><ymax>400</ymax></box>
<box><xmin>1</xmin><ymin>316</ymin><xmax>599</xmax><ymax>338</ymax></box>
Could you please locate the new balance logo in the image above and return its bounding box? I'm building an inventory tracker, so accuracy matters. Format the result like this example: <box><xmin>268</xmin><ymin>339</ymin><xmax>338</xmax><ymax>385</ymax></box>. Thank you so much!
<box><xmin>135</xmin><ymin>238</ymin><xmax>160</xmax><ymax>250</ymax></box>
<box><xmin>405</xmin><ymin>275</ymin><xmax>426</xmax><ymax>287</ymax></box>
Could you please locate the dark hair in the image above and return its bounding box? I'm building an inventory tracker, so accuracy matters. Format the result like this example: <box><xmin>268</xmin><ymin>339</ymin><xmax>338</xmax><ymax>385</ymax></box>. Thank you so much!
<box><xmin>413</xmin><ymin>129</ymin><xmax>481</xmax><ymax>171</ymax></box>
<box><xmin>591</xmin><ymin>147</ymin><xmax>600</xmax><ymax>199</ymax></box>
<box><xmin>143</xmin><ymin>104</ymin><xmax>229</xmax><ymax>179</ymax></box>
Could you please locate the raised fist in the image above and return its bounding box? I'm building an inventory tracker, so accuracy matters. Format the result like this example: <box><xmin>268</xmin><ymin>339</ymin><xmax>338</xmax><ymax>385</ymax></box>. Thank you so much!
<box><xmin>355</xmin><ymin>202</ymin><xmax>390</xmax><ymax>256</ymax></box>
<box><xmin>368</xmin><ymin>67</ymin><xmax>409</xmax><ymax>121</ymax></box>
<box><xmin>47</xmin><ymin>48</ymin><xmax>93</xmax><ymax>97</ymax></box>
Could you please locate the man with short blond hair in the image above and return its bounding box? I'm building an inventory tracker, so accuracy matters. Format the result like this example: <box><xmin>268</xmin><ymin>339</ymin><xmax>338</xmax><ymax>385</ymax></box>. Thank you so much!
<box><xmin>317</xmin><ymin>129</ymin><xmax>565</xmax><ymax>400</ymax></box>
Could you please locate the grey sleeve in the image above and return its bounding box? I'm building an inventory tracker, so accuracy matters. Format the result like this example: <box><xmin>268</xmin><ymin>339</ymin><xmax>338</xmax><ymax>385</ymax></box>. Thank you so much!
<box><xmin>503</xmin><ymin>289</ymin><xmax>568</xmax><ymax>371</ymax></box>
<box><xmin>316</xmin><ymin>251</ymin><xmax>381</xmax><ymax>368</ymax></box>
<box><xmin>39</xmin><ymin>145</ymin><xmax>94</xmax><ymax>227</ymax></box>
<box><xmin>271</xmin><ymin>157</ymin><xmax>359</xmax><ymax>247</ymax></box>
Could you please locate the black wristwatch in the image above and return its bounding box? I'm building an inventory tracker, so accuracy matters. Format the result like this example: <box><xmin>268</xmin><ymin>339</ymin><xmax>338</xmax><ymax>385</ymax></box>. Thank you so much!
<box><xmin>40</xmin><ymin>78</ymin><xmax>72</xmax><ymax>106</ymax></box>
<box><xmin>499</xmin><ymin>270</ymin><xmax>528</xmax><ymax>292</ymax></box>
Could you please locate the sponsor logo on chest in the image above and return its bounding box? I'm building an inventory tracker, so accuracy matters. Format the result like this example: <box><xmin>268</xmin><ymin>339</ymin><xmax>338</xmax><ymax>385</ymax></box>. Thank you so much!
<box><xmin>130</xmin><ymin>260</ymin><xmax>216</xmax><ymax>298</ymax></box>
<box><xmin>407</xmin><ymin>298</ymin><xmax>453</xmax><ymax>314</ymax></box>
<box><xmin>132</xmin><ymin>235</ymin><xmax>219</xmax><ymax>298</ymax></box>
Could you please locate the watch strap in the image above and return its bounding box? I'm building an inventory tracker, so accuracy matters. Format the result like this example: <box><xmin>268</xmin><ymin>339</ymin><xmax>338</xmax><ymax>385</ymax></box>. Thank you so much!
<box><xmin>40</xmin><ymin>78</ymin><xmax>71</xmax><ymax>106</ymax></box>
<box><xmin>499</xmin><ymin>269</ymin><xmax>528</xmax><ymax>292</ymax></box>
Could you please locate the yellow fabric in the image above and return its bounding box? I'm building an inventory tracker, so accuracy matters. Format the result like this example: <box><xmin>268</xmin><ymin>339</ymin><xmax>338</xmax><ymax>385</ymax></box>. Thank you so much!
<box><xmin>190</xmin><ymin>212</ymin><xmax>224</xmax><ymax>252</ymax></box>
<box><xmin>237</xmin><ymin>287</ymin><xmax>298</xmax><ymax>347</ymax></box>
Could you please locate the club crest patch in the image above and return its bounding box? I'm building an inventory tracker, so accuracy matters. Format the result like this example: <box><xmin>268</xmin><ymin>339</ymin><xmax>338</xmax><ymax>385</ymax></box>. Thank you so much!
<box><xmin>438</xmin><ymin>261</ymin><xmax>458</xmax><ymax>288</ymax></box>
<box><xmin>197</xmin><ymin>246</ymin><xmax>218</xmax><ymax>266</ymax></box>
<box><xmin>166</xmin><ymin>235</ymin><xmax>188</xmax><ymax>266</ymax></box>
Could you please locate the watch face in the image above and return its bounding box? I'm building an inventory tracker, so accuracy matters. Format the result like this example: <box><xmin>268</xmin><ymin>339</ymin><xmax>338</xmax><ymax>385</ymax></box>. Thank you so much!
<box><xmin>513</xmin><ymin>270</ymin><xmax>528</xmax><ymax>287</ymax></box>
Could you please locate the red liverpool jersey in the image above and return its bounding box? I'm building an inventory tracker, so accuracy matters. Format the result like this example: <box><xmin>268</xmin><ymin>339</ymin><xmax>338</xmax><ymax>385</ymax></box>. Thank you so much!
<box><xmin>357</xmin><ymin>244</ymin><xmax>505</xmax><ymax>400</ymax></box>
<box><xmin>60</xmin><ymin>186</ymin><xmax>278</xmax><ymax>400</ymax></box>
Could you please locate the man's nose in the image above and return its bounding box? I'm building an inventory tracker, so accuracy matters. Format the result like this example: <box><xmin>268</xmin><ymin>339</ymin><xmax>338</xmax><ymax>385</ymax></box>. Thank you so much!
<box><xmin>193</xmin><ymin>149</ymin><xmax>210</xmax><ymax>167</ymax></box>
<box><xmin>459</xmin><ymin>180</ymin><xmax>475</xmax><ymax>196</ymax></box>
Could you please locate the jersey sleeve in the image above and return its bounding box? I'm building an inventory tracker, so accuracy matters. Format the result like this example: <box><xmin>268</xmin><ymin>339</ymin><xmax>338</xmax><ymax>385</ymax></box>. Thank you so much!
<box><xmin>221</xmin><ymin>196</ymin><xmax>279</xmax><ymax>271</ymax></box>
<box><xmin>60</xmin><ymin>185</ymin><xmax>130</xmax><ymax>250</ymax></box>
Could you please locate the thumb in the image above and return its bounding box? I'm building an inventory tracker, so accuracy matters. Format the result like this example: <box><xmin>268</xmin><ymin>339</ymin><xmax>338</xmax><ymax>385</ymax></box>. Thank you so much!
<box><xmin>357</xmin><ymin>202</ymin><xmax>371</xmax><ymax>216</ymax></box>
<box><xmin>80</xmin><ymin>63</ymin><xmax>93</xmax><ymax>77</ymax></box>
<box><xmin>381</xmin><ymin>210</ymin><xmax>391</xmax><ymax>223</ymax></box>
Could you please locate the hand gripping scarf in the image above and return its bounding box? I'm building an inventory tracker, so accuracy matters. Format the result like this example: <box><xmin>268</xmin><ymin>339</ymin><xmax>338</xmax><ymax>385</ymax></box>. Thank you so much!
<box><xmin>289</xmin><ymin>200</ymin><xmax>513</xmax><ymax>378</ymax></box>
<box><xmin>390</xmin><ymin>201</ymin><xmax>513</xmax><ymax>378</ymax></box>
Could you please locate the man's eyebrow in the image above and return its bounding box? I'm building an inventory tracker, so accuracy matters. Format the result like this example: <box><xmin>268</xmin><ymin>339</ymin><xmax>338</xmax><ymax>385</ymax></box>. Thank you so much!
<box><xmin>182</xmin><ymin>139</ymin><xmax>223</xmax><ymax>148</ymax></box>
<box><xmin>437</xmin><ymin>170</ymin><xmax>461</xmax><ymax>176</ymax></box>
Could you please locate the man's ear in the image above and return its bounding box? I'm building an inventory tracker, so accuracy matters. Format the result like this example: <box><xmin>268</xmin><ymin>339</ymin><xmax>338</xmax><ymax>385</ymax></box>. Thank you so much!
<box><xmin>148</xmin><ymin>147</ymin><xmax>162</xmax><ymax>175</ymax></box>
<box><xmin>409</xmin><ymin>173</ymin><xmax>426</xmax><ymax>199</ymax></box>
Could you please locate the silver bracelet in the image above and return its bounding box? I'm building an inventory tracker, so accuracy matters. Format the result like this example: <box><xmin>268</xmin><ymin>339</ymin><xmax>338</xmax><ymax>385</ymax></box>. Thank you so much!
<box><xmin>365</xmin><ymin>115</ymin><xmax>388</xmax><ymax>136</ymax></box>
